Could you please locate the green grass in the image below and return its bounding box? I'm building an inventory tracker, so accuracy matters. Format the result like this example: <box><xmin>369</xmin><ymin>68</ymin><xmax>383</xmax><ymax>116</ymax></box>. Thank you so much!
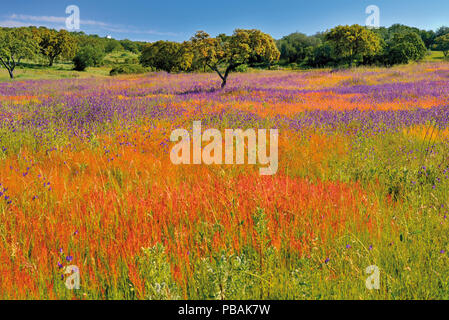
<box><xmin>0</xmin><ymin>50</ymin><xmax>140</xmax><ymax>82</ymax></box>
<box><xmin>424</xmin><ymin>50</ymin><xmax>447</xmax><ymax>62</ymax></box>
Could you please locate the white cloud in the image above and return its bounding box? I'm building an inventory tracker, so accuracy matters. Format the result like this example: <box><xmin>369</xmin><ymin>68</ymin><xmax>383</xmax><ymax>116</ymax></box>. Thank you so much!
<box><xmin>9</xmin><ymin>14</ymin><xmax>66</xmax><ymax>23</ymax></box>
<box><xmin>0</xmin><ymin>20</ymin><xmax>37</xmax><ymax>28</ymax></box>
<box><xmin>0</xmin><ymin>13</ymin><xmax>178</xmax><ymax>37</ymax></box>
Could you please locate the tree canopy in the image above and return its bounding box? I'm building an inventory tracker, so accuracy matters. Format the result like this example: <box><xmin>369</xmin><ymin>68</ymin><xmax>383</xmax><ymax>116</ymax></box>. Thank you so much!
<box><xmin>140</xmin><ymin>40</ymin><xmax>193</xmax><ymax>73</ymax></box>
<box><xmin>434</xmin><ymin>34</ymin><xmax>449</xmax><ymax>57</ymax></box>
<box><xmin>0</xmin><ymin>27</ymin><xmax>38</xmax><ymax>78</ymax></box>
<box><xmin>276</xmin><ymin>32</ymin><xmax>321</xmax><ymax>64</ymax></box>
<box><xmin>385</xmin><ymin>31</ymin><xmax>427</xmax><ymax>65</ymax></box>
<box><xmin>325</xmin><ymin>24</ymin><xmax>382</xmax><ymax>66</ymax></box>
<box><xmin>34</xmin><ymin>28</ymin><xmax>78</xmax><ymax>66</ymax></box>
<box><xmin>190</xmin><ymin>29</ymin><xmax>280</xmax><ymax>88</ymax></box>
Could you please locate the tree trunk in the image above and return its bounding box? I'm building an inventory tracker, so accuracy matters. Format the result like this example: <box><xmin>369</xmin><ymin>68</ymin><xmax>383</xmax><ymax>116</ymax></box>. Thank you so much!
<box><xmin>0</xmin><ymin>57</ymin><xmax>15</xmax><ymax>79</ymax></box>
<box><xmin>209</xmin><ymin>62</ymin><xmax>240</xmax><ymax>89</ymax></box>
<box><xmin>49</xmin><ymin>56</ymin><xmax>54</xmax><ymax>67</ymax></box>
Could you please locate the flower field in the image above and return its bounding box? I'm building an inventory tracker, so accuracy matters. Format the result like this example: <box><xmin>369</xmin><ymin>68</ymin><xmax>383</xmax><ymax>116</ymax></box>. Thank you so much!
<box><xmin>2</xmin><ymin>62</ymin><xmax>449</xmax><ymax>299</ymax></box>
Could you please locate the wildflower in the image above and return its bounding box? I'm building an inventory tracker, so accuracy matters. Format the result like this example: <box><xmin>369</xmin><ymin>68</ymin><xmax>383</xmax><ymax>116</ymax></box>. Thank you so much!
<box><xmin>440</xmin><ymin>250</ymin><xmax>445</xmax><ymax>254</ymax></box>
<box><xmin>66</xmin><ymin>256</ymin><xmax>73</xmax><ymax>262</ymax></box>
<box><xmin>346</xmin><ymin>244</ymin><xmax>351</xmax><ymax>249</ymax></box>
<box><xmin>324</xmin><ymin>258</ymin><xmax>330</xmax><ymax>263</ymax></box>
<box><xmin>369</xmin><ymin>245</ymin><xmax>373</xmax><ymax>250</ymax></box>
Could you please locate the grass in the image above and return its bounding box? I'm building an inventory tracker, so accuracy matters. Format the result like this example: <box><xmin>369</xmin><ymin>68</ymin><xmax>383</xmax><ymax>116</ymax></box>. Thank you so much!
<box><xmin>1</xmin><ymin>61</ymin><xmax>449</xmax><ymax>299</ymax></box>
<box><xmin>424</xmin><ymin>50</ymin><xmax>447</xmax><ymax>62</ymax></box>
<box><xmin>0</xmin><ymin>50</ymin><xmax>140</xmax><ymax>82</ymax></box>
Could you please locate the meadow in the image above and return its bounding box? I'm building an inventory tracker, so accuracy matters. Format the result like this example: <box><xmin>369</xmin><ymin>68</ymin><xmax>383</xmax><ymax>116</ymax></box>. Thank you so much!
<box><xmin>1</xmin><ymin>62</ymin><xmax>449</xmax><ymax>299</ymax></box>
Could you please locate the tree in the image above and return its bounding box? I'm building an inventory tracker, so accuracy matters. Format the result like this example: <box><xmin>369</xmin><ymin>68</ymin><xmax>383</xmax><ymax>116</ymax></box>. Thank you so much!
<box><xmin>73</xmin><ymin>46</ymin><xmax>105</xmax><ymax>71</ymax></box>
<box><xmin>140</xmin><ymin>40</ymin><xmax>193</xmax><ymax>73</ymax></box>
<box><xmin>325</xmin><ymin>24</ymin><xmax>382</xmax><ymax>66</ymax></box>
<box><xmin>419</xmin><ymin>30</ymin><xmax>436</xmax><ymax>49</ymax></box>
<box><xmin>434</xmin><ymin>34</ymin><xmax>449</xmax><ymax>57</ymax></box>
<box><xmin>436</xmin><ymin>26</ymin><xmax>449</xmax><ymax>38</ymax></box>
<box><xmin>307</xmin><ymin>42</ymin><xmax>336</xmax><ymax>67</ymax></box>
<box><xmin>120</xmin><ymin>39</ymin><xmax>139</xmax><ymax>53</ymax></box>
<box><xmin>191</xmin><ymin>29</ymin><xmax>280</xmax><ymax>88</ymax></box>
<box><xmin>385</xmin><ymin>31</ymin><xmax>427</xmax><ymax>65</ymax></box>
<box><xmin>0</xmin><ymin>28</ymin><xmax>38</xmax><ymax>79</ymax></box>
<box><xmin>105</xmin><ymin>39</ymin><xmax>124</xmax><ymax>53</ymax></box>
<box><xmin>75</xmin><ymin>34</ymin><xmax>106</xmax><ymax>53</ymax></box>
<box><xmin>276</xmin><ymin>32</ymin><xmax>321</xmax><ymax>64</ymax></box>
<box><xmin>36</xmin><ymin>28</ymin><xmax>77</xmax><ymax>66</ymax></box>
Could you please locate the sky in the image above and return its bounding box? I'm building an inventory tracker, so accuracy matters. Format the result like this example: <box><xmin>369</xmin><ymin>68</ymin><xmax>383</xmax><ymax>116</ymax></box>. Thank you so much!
<box><xmin>1</xmin><ymin>0</ymin><xmax>448</xmax><ymax>42</ymax></box>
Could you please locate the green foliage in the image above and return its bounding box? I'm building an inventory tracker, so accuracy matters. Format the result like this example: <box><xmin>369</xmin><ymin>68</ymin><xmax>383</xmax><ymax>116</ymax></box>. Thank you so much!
<box><xmin>436</xmin><ymin>26</ymin><xmax>449</xmax><ymax>38</ymax></box>
<box><xmin>0</xmin><ymin>27</ymin><xmax>38</xmax><ymax>78</ymax></box>
<box><xmin>0</xmin><ymin>23</ymin><xmax>446</xmax><ymax>79</ymax></box>
<box><xmin>35</xmin><ymin>28</ymin><xmax>78</xmax><ymax>66</ymax></box>
<box><xmin>433</xmin><ymin>34</ymin><xmax>449</xmax><ymax>57</ymax></box>
<box><xmin>140</xmin><ymin>40</ymin><xmax>193</xmax><ymax>73</ymax></box>
<box><xmin>307</xmin><ymin>42</ymin><xmax>336</xmax><ymax>68</ymax></box>
<box><xmin>276</xmin><ymin>32</ymin><xmax>321</xmax><ymax>65</ymax></box>
<box><xmin>384</xmin><ymin>31</ymin><xmax>427</xmax><ymax>65</ymax></box>
<box><xmin>119</xmin><ymin>39</ymin><xmax>140</xmax><ymax>54</ymax></box>
<box><xmin>325</xmin><ymin>24</ymin><xmax>382</xmax><ymax>66</ymax></box>
<box><xmin>105</xmin><ymin>39</ymin><xmax>124</xmax><ymax>53</ymax></box>
<box><xmin>109</xmin><ymin>64</ymin><xmax>146</xmax><ymax>76</ymax></box>
<box><xmin>189</xmin><ymin>29</ymin><xmax>280</xmax><ymax>88</ymax></box>
<box><xmin>234</xmin><ymin>64</ymin><xmax>248</xmax><ymax>72</ymax></box>
<box><xmin>73</xmin><ymin>46</ymin><xmax>105</xmax><ymax>71</ymax></box>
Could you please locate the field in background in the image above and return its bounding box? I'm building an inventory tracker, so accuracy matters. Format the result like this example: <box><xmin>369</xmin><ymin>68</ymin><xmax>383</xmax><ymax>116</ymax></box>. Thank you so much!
<box><xmin>0</xmin><ymin>51</ymin><xmax>140</xmax><ymax>81</ymax></box>
<box><xmin>1</xmin><ymin>51</ymin><xmax>446</xmax><ymax>82</ymax></box>
<box><xmin>424</xmin><ymin>50</ymin><xmax>447</xmax><ymax>62</ymax></box>
<box><xmin>1</xmin><ymin>62</ymin><xmax>449</xmax><ymax>299</ymax></box>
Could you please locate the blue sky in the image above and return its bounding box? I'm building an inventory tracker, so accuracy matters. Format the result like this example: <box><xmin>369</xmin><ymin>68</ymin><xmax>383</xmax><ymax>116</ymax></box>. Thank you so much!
<box><xmin>1</xmin><ymin>0</ymin><xmax>448</xmax><ymax>41</ymax></box>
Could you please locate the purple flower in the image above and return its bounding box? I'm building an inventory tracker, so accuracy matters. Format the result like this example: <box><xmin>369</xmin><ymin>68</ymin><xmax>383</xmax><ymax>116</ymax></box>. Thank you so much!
<box><xmin>440</xmin><ymin>250</ymin><xmax>445</xmax><ymax>254</ymax></box>
<box><xmin>324</xmin><ymin>258</ymin><xmax>330</xmax><ymax>263</ymax></box>
<box><xmin>57</xmin><ymin>262</ymin><xmax>63</xmax><ymax>269</ymax></box>
<box><xmin>346</xmin><ymin>244</ymin><xmax>351</xmax><ymax>249</ymax></box>
<box><xmin>369</xmin><ymin>245</ymin><xmax>373</xmax><ymax>250</ymax></box>
<box><xmin>66</xmin><ymin>255</ymin><xmax>73</xmax><ymax>262</ymax></box>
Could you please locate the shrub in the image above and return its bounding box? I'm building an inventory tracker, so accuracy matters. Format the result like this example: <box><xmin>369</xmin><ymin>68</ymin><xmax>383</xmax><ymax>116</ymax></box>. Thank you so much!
<box><xmin>73</xmin><ymin>46</ymin><xmax>105</xmax><ymax>71</ymax></box>
<box><xmin>234</xmin><ymin>64</ymin><xmax>248</xmax><ymax>72</ymax></box>
<box><xmin>384</xmin><ymin>32</ymin><xmax>427</xmax><ymax>65</ymax></box>
<box><xmin>109</xmin><ymin>64</ymin><xmax>147</xmax><ymax>76</ymax></box>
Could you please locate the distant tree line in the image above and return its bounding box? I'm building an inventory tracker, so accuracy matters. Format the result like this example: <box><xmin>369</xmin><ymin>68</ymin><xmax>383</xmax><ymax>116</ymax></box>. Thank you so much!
<box><xmin>277</xmin><ymin>24</ymin><xmax>449</xmax><ymax>68</ymax></box>
<box><xmin>0</xmin><ymin>23</ymin><xmax>448</xmax><ymax>82</ymax></box>
<box><xmin>0</xmin><ymin>26</ymin><xmax>146</xmax><ymax>78</ymax></box>
<box><xmin>140</xmin><ymin>29</ymin><xmax>280</xmax><ymax>88</ymax></box>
